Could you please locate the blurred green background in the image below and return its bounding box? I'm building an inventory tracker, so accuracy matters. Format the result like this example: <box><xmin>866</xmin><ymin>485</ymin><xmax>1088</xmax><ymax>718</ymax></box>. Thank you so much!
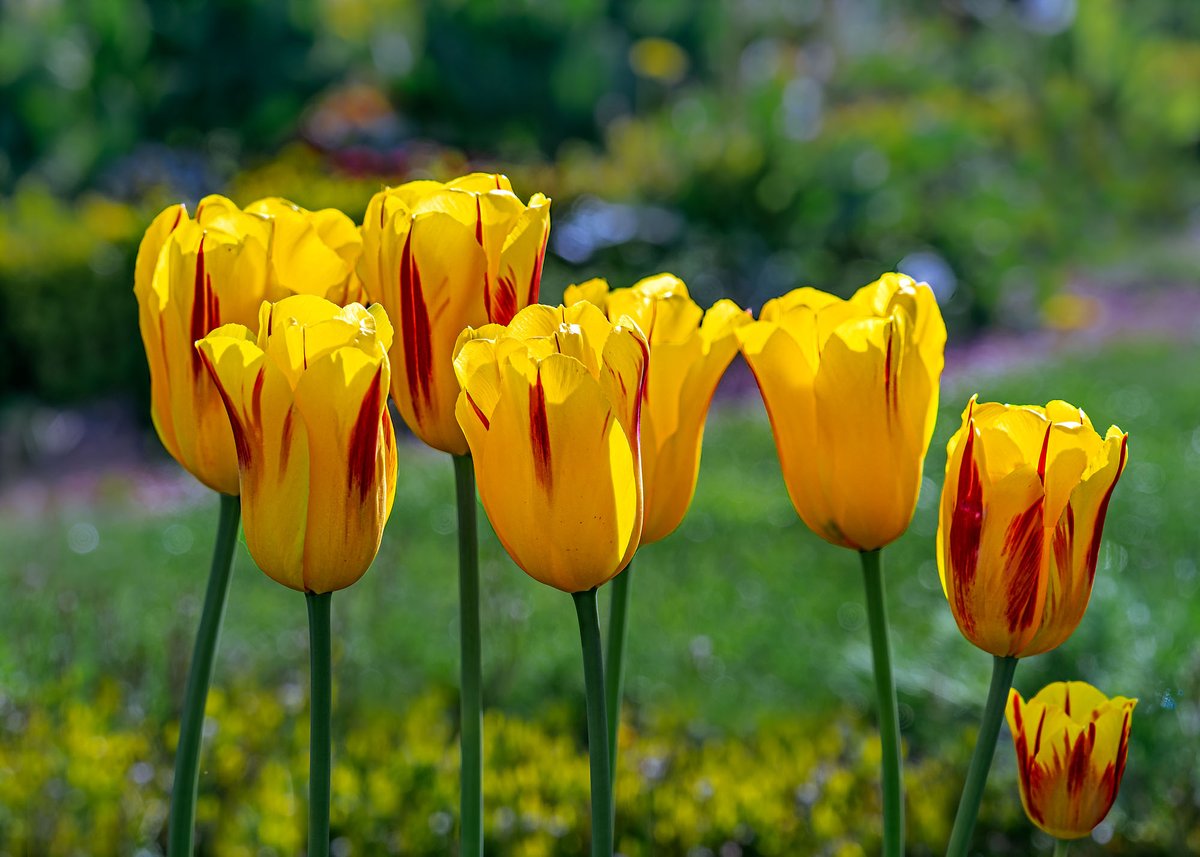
<box><xmin>1</xmin><ymin>0</ymin><xmax>1199</xmax><ymax>854</ymax></box>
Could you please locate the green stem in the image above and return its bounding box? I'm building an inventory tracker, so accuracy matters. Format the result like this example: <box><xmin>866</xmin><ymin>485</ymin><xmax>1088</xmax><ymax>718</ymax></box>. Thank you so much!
<box><xmin>454</xmin><ymin>454</ymin><xmax>483</xmax><ymax>857</ymax></box>
<box><xmin>573</xmin><ymin>588</ymin><xmax>613</xmax><ymax>856</ymax></box>
<box><xmin>307</xmin><ymin>592</ymin><xmax>333</xmax><ymax>857</ymax></box>
<box><xmin>1053</xmin><ymin>840</ymin><xmax>1071</xmax><ymax>857</ymax></box>
<box><xmin>605</xmin><ymin>561</ymin><xmax>632</xmax><ymax>786</ymax></box>
<box><xmin>860</xmin><ymin>548</ymin><xmax>904</xmax><ymax>857</ymax></box>
<box><xmin>167</xmin><ymin>492</ymin><xmax>240</xmax><ymax>857</ymax></box>
<box><xmin>945</xmin><ymin>655</ymin><xmax>1019</xmax><ymax>857</ymax></box>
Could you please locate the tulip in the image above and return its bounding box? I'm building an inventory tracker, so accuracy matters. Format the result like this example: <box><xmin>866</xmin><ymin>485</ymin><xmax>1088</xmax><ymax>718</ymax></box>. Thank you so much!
<box><xmin>359</xmin><ymin>173</ymin><xmax>550</xmax><ymax>857</ymax></box>
<box><xmin>245</xmin><ymin>198</ymin><xmax>367</xmax><ymax>305</ymax></box>
<box><xmin>737</xmin><ymin>272</ymin><xmax>946</xmax><ymax>551</ymax></box>
<box><xmin>454</xmin><ymin>301</ymin><xmax>648</xmax><ymax>857</ymax></box>
<box><xmin>942</xmin><ymin>400</ymin><xmax>1129</xmax><ymax>857</ymax></box>
<box><xmin>1007</xmin><ymin>682</ymin><xmax>1136</xmax><ymax>841</ymax></box>
<box><xmin>938</xmin><ymin>398</ymin><xmax>1129</xmax><ymax>659</ymax></box>
<box><xmin>360</xmin><ymin>173</ymin><xmax>551</xmax><ymax>455</ymax></box>
<box><xmin>195</xmin><ymin>295</ymin><xmax>397</xmax><ymax>592</ymax></box>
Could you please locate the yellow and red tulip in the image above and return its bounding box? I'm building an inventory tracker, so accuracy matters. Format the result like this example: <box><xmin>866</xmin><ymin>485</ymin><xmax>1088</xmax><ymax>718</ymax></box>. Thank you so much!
<box><xmin>564</xmin><ymin>274</ymin><xmax>749</xmax><ymax>543</ymax></box>
<box><xmin>245</xmin><ymin>198</ymin><xmax>367</xmax><ymax>305</ymax></box>
<box><xmin>195</xmin><ymin>296</ymin><xmax>397</xmax><ymax>593</ymax></box>
<box><xmin>737</xmin><ymin>273</ymin><xmax>946</xmax><ymax>551</ymax></box>
<box><xmin>1007</xmin><ymin>682</ymin><xmax>1137</xmax><ymax>839</ymax></box>
<box><xmin>452</xmin><ymin>302</ymin><xmax>648</xmax><ymax>592</ymax></box>
<box><xmin>938</xmin><ymin>399</ymin><xmax>1128</xmax><ymax>658</ymax></box>
<box><xmin>359</xmin><ymin>173</ymin><xmax>551</xmax><ymax>455</ymax></box>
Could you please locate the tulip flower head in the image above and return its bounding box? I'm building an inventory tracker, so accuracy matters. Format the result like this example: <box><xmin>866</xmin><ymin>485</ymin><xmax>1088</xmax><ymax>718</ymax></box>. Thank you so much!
<box><xmin>1007</xmin><ymin>682</ymin><xmax>1136</xmax><ymax>839</ymax></box>
<box><xmin>564</xmin><ymin>274</ymin><xmax>749</xmax><ymax>543</ymax></box>
<box><xmin>245</xmin><ymin>198</ymin><xmax>367</xmax><ymax>305</ymax></box>
<box><xmin>938</xmin><ymin>398</ymin><xmax>1128</xmax><ymax>658</ymax></box>
<box><xmin>737</xmin><ymin>273</ymin><xmax>946</xmax><ymax>551</ymax></box>
<box><xmin>453</xmin><ymin>303</ymin><xmax>648</xmax><ymax>593</ymax></box>
<box><xmin>360</xmin><ymin>173</ymin><xmax>551</xmax><ymax>455</ymax></box>
<box><xmin>196</xmin><ymin>296</ymin><xmax>397</xmax><ymax>593</ymax></box>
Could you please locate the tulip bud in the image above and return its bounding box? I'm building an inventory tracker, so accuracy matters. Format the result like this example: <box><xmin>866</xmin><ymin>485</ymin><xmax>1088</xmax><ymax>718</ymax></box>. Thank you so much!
<box><xmin>359</xmin><ymin>173</ymin><xmax>551</xmax><ymax>455</ymax></box>
<box><xmin>737</xmin><ymin>273</ymin><xmax>946</xmax><ymax>551</ymax></box>
<box><xmin>452</xmin><ymin>303</ymin><xmax>647</xmax><ymax>592</ymax></box>
<box><xmin>195</xmin><ymin>296</ymin><xmax>397</xmax><ymax>593</ymax></box>
<box><xmin>938</xmin><ymin>398</ymin><xmax>1128</xmax><ymax>658</ymax></box>
<box><xmin>564</xmin><ymin>274</ymin><xmax>749</xmax><ymax>544</ymax></box>
<box><xmin>1007</xmin><ymin>682</ymin><xmax>1136</xmax><ymax>839</ymax></box>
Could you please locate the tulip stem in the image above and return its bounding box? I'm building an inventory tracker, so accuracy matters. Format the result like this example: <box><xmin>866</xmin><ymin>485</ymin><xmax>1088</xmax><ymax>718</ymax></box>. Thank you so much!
<box><xmin>307</xmin><ymin>591</ymin><xmax>333</xmax><ymax>857</ymax></box>
<box><xmin>573</xmin><ymin>588</ymin><xmax>614</xmax><ymax>856</ymax></box>
<box><xmin>945</xmin><ymin>655</ymin><xmax>1019</xmax><ymax>857</ymax></box>
<box><xmin>167</xmin><ymin>492</ymin><xmax>240</xmax><ymax>857</ymax></box>
<box><xmin>860</xmin><ymin>548</ymin><xmax>904</xmax><ymax>857</ymax></box>
<box><xmin>454</xmin><ymin>454</ymin><xmax>484</xmax><ymax>857</ymax></box>
<box><xmin>604</xmin><ymin>561</ymin><xmax>632</xmax><ymax>791</ymax></box>
<box><xmin>1053</xmin><ymin>841</ymin><xmax>1070</xmax><ymax>857</ymax></box>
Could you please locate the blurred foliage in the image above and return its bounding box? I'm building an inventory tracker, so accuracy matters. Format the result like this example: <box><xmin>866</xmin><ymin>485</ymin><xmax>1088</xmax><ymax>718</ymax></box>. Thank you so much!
<box><xmin>3</xmin><ymin>1</ymin><xmax>1200</xmax><ymax>402</ymax></box>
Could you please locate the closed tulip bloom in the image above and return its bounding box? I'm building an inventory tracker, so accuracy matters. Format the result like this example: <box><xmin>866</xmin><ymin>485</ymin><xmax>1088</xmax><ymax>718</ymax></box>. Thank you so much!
<box><xmin>452</xmin><ymin>303</ymin><xmax>648</xmax><ymax>592</ymax></box>
<box><xmin>938</xmin><ymin>398</ymin><xmax>1128</xmax><ymax>658</ymax></box>
<box><xmin>564</xmin><ymin>274</ymin><xmax>749</xmax><ymax>543</ymax></box>
<box><xmin>195</xmin><ymin>296</ymin><xmax>397</xmax><ymax>593</ymax></box>
<box><xmin>360</xmin><ymin>173</ymin><xmax>551</xmax><ymax>455</ymax></box>
<box><xmin>134</xmin><ymin>196</ymin><xmax>273</xmax><ymax>494</ymax></box>
<box><xmin>1007</xmin><ymin>682</ymin><xmax>1136</xmax><ymax>839</ymax></box>
<box><xmin>245</xmin><ymin>198</ymin><xmax>367</xmax><ymax>305</ymax></box>
<box><xmin>737</xmin><ymin>273</ymin><xmax>946</xmax><ymax>551</ymax></box>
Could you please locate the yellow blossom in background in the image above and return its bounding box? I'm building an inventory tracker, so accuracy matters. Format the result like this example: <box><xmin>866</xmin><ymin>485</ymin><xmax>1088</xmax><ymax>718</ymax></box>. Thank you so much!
<box><xmin>196</xmin><ymin>295</ymin><xmax>397</xmax><ymax>593</ymax></box>
<box><xmin>359</xmin><ymin>173</ymin><xmax>551</xmax><ymax>455</ymax></box>
<box><xmin>452</xmin><ymin>302</ymin><xmax>647</xmax><ymax>592</ymax></box>
<box><xmin>737</xmin><ymin>273</ymin><xmax>946</xmax><ymax>551</ymax></box>
<box><xmin>938</xmin><ymin>398</ymin><xmax>1128</xmax><ymax>657</ymax></box>
<box><xmin>1007</xmin><ymin>682</ymin><xmax>1136</xmax><ymax>839</ymax></box>
<box><xmin>565</xmin><ymin>274</ymin><xmax>749</xmax><ymax>543</ymax></box>
<box><xmin>245</xmin><ymin>197</ymin><xmax>367</xmax><ymax>305</ymax></box>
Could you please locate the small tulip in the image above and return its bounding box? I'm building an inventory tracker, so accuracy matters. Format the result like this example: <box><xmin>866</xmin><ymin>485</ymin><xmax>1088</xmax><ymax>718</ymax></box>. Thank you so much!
<box><xmin>360</xmin><ymin>173</ymin><xmax>551</xmax><ymax>455</ymax></box>
<box><xmin>195</xmin><ymin>296</ymin><xmax>397</xmax><ymax>593</ymax></box>
<box><xmin>737</xmin><ymin>273</ymin><xmax>946</xmax><ymax>551</ymax></box>
<box><xmin>245</xmin><ymin>198</ymin><xmax>367</xmax><ymax>305</ymax></box>
<box><xmin>452</xmin><ymin>302</ymin><xmax>648</xmax><ymax>592</ymax></box>
<box><xmin>1007</xmin><ymin>682</ymin><xmax>1137</xmax><ymax>840</ymax></box>
<box><xmin>564</xmin><ymin>274</ymin><xmax>749</xmax><ymax>543</ymax></box>
<box><xmin>938</xmin><ymin>398</ymin><xmax>1128</xmax><ymax>658</ymax></box>
<box><xmin>134</xmin><ymin>196</ymin><xmax>273</xmax><ymax>494</ymax></box>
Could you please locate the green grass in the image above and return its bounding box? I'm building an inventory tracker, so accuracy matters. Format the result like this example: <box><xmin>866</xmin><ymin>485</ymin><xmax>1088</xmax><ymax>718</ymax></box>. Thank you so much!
<box><xmin>1</xmin><ymin>335</ymin><xmax>1198</xmax><ymax>853</ymax></box>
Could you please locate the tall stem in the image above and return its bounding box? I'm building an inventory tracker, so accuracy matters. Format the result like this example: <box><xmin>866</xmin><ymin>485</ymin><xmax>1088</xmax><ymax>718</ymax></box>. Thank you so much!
<box><xmin>307</xmin><ymin>592</ymin><xmax>333</xmax><ymax>857</ymax></box>
<box><xmin>945</xmin><ymin>655</ymin><xmax>1019</xmax><ymax>857</ymax></box>
<box><xmin>860</xmin><ymin>548</ymin><xmax>904</xmax><ymax>857</ymax></box>
<box><xmin>1053</xmin><ymin>840</ymin><xmax>1071</xmax><ymax>857</ymax></box>
<box><xmin>604</xmin><ymin>561</ymin><xmax>633</xmax><ymax>786</ymax></box>
<box><xmin>454</xmin><ymin>454</ymin><xmax>483</xmax><ymax>857</ymax></box>
<box><xmin>573</xmin><ymin>588</ymin><xmax>613</xmax><ymax>856</ymax></box>
<box><xmin>168</xmin><ymin>492</ymin><xmax>240</xmax><ymax>857</ymax></box>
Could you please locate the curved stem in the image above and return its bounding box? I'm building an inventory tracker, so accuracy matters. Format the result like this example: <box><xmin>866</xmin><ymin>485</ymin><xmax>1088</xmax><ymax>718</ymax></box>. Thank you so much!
<box><xmin>605</xmin><ymin>561</ymin><xmax>632</xmax><ymax>786</ymax></box>
<box><xmin>860</xmin><ymin>548</ymin><xmax>904</xmax><ymax>857</ymax></box>
<box><xmin>573</xmin><ymin>588</ymin><xmax>613</xmax><ymax>856</ymax></box>
<box><xmin>168</xmin><ymin>492</ymin><xmax>240</xmax><ymax>857</ymax></box>
<box><xmin>945</xmin><ymin>655</ymin><xmax>1019</xmax><ymax>857</ymax></box>
<box><xmin>454</xmin><ymin>454</ymin><xmax>483</xmax><ymax>857</ymax></box>
<box><xmin>1053</xmin><ymin>840</ymin><xmax>1070</xmax><ymax>857</ymax></box>
<box><xmin>307</xmin><ymin>592</ymin><xmax>333</xmax><ymax>857</ymax></box>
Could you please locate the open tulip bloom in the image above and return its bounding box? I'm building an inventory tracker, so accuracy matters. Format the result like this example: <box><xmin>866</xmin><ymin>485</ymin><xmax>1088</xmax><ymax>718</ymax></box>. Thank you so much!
<box><xmin>196</xmin><ymin>295</ymin><xmax>397</xmax><ymax>857</ymax></box>
<box><xmin>359</xmin><ymin>173</ymin><xmax>550</xmax><ymax>855</ymax></box>
<box><xmin>454</xmin><ymin>302</ymin><xmax>649</xmax><ymax>855</ymax></box>
<box><xmin>940</xmin><ymin>399</ymin><xmax>1128</xmax><ymax>857</ymax></box>
<box><xmin>737</xmin><ymin>272</ymin><xmax>946</xmax><ymax>856</ymax></box>
<box><xmin>564</xmin><ymin>273</ymin><xmax>748</xmax><ymax>794</ymax></box>
<box><xmin>1007</xmin><ymin>682</ymin><xmax>1136</xmax><ymax>852</ymax></box>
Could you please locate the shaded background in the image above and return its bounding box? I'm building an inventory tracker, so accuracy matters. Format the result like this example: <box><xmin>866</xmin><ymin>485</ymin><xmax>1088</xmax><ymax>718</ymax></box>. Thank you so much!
<box><xmin>1</xmin><ymin>0</ymin><xmax>1199</xmax><ymax>854</ymax></box>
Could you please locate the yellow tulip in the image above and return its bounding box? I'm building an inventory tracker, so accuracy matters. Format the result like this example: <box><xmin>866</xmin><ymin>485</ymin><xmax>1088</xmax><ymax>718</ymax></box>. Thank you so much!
<box><xmin>359</xmin><ymin>173</ymin><xmax>551</xmax><ymax>455</ymax></box>
<box><xmin>1006</xmin><ymin>682</ymin><xmax>1136</xmax><ymax>839</ymax></box>
<box><xmin>134</xmin><ymin>196</ymin><xmax>273</xmax><ymax>494</ymax></box>
<box><xmin>244</xmin><ymin>198</ymin><xmax>367</xmax><ymax>305</ymax></box>
<box><xmin>195</xmin><ymin>296</ymin><xmax>397</xmax><ymax>593</ymax></box>
<box><xmin>938</xmin><ymin>398</ymin><xmax>1128</xmax><ymax>658</ymax></box>
<box><xmin>564</xmin><ymin>274</ymin><xmax>749</xmax><ymax>543</ymax></box>
<box><xmin>452</xmin><ymin>303</ymin><xmax>648</xmax><ymax>592</ymax></box>
<box><xmin>737</xmin><ymin>273</ymin><xmax>946</xmax><ymax>551</ymax></box>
